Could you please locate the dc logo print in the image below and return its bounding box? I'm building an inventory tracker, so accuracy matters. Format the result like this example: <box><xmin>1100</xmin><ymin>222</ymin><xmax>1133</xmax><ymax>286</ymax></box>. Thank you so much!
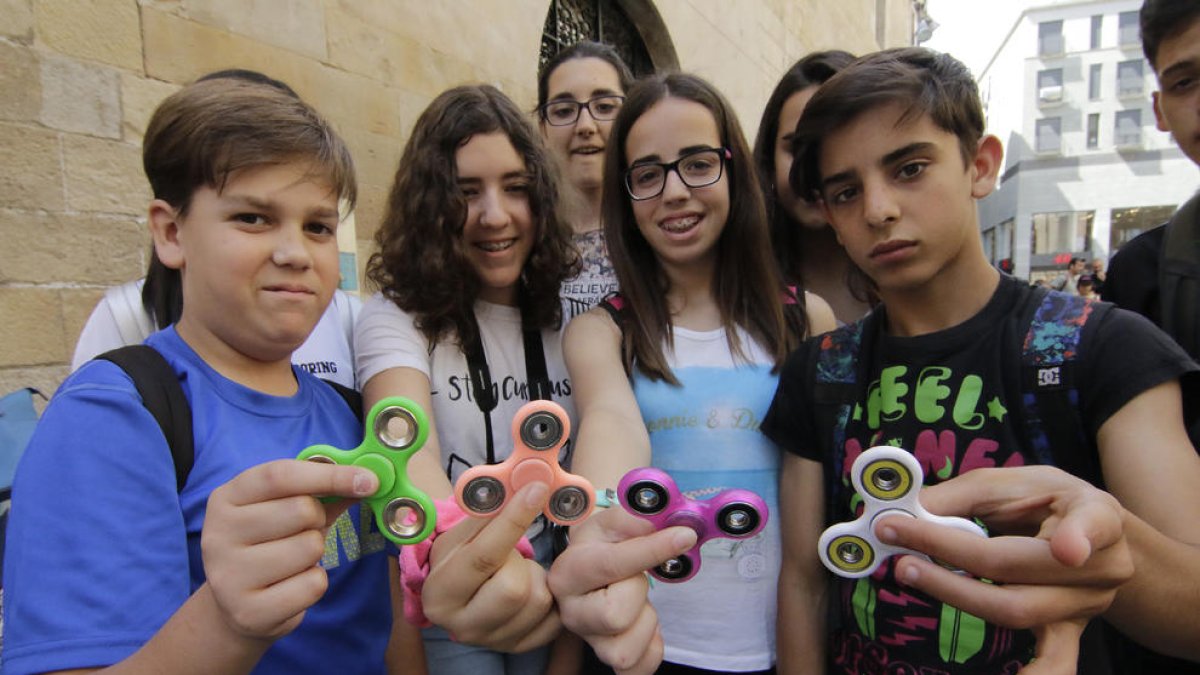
<box><xmin>1037</xmin><ymin>366</ymin><xmax>1061</xmax><ymax>387</ymax></box>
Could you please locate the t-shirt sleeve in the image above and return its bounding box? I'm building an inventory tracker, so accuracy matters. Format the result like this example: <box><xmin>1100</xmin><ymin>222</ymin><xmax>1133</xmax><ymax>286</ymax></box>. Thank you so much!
<box><xmin>1080</xmin><ymin>303</ymin><xmax>1200</xmax><ymax>437</ymax></box>
<box><xmin>761</xmin><ymin>340</ymin><xmax>824</xmax><ymax>462</ymax></box>
<box><xmin>353</xmin><ymin>293</ymin><xmax>433</xmax><ymax>387</ymax></box>
<box><xmin>3</xmin><ymin>363</ymin><xmax>190</xmax><ymax>675</ymax></box>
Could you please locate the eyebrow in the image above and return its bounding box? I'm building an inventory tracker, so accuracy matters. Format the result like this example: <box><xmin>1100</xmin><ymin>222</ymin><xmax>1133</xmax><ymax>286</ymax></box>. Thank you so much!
<box><xmin>549</xmin><ymin>88</ymin><xmax>621</xmax><ymax>103</ymax></box>
<box><xmin>457</xmin><ymin>170</ymin><xmax>531</xmax><ymax>184</ymax></box>
<box><xmin>224</xmin><ymin>194</ymin><xmax>338</xmax><ymax>220</ymax></box>
<box><xmin>820</xmin><ymin>141</ymin><xmax>936</xmax><ymax>190</ymax></box>
<box><xmin>630</xmin><ymin>144</ymin><xmax>717</xmax><ymax>166</ymax></box>
<box><xmin>1159</xmin><ymin>58</ymin><xmax>1198</xmax><ymax>81</ymax></box>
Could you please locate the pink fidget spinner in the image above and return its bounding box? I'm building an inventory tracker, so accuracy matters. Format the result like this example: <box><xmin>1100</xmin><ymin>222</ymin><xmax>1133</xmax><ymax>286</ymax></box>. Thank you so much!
<box><xmin>617</xmin><ymin>467</ymin><xmax>768</xmax><ymax>582</ymax></box>
<box><xmin>455</xmin><ymin>400</ymin><xmax>595</xmax><ymax>525</ymax></box>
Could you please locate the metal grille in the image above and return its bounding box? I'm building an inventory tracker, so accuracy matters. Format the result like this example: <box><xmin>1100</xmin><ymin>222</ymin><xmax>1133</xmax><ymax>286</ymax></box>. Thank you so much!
<box><xmin>540</xmin><ymin>0</ymin><xmax>655</xmax><ymax>77</ymax></box>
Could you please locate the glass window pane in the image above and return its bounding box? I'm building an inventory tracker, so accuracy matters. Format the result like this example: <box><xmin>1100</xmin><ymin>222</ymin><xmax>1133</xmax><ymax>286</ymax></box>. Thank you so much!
<box><xmin>1118</xmin><ymin>11</ymin><xmax>1139</xmax><ymax>44</ymax></box>
<box><xmin>1115</xmin><ymin>109</ymin><xmax>1142</xmax><ymax>145</ymax></box>
<box><xmin>1036</xmin><ymin>118</ymin><xmax>1062</xmax><ymax>153</ymax></box>
<box><xmin>1089</xmin><ymin>63</ymin><xmax>1102</xmax><ymax>99</ymax></box>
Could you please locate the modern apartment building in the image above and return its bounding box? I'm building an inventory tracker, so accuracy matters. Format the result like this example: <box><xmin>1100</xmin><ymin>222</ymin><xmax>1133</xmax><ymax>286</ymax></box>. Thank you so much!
<box><xmin>975</xmin><ymin>0</ymin><xmax>1198</xmax><ymax>281</ymax></box>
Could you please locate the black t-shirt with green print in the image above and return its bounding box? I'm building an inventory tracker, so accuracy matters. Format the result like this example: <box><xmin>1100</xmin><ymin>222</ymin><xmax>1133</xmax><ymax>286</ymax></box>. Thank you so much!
<box><xmin>763</xmin><ymin>274</ymin><xmax>1198</xmax><ymax>675</ymax></box>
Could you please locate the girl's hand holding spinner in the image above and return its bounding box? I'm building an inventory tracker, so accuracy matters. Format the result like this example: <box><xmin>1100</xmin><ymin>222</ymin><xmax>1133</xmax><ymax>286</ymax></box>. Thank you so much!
<box><xmin>297</xmin><ymin>397</ymin><xmax>436</xmax><ymax>545</ymax></box>
<box><xmin>455</xmin><ymin>400</ymin><xmax>595</xmax><ymax>525</ymax></box>
<box><xmin>617</xmin><ymin>467</ymin><xmax>767</xmax><ymax>582</ymax></box>
<box><xmin>818</xmin><ymin>445</ymin><xmax>987</xmax><ymax>578</ymax></box>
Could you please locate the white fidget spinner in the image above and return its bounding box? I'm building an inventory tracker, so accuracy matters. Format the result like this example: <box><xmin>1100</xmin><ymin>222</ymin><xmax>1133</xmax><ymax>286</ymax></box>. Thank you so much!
<box><xmin>818</xmin><ymin>446</ymin><xmax>986</xmax><ymax>578</ymax></box>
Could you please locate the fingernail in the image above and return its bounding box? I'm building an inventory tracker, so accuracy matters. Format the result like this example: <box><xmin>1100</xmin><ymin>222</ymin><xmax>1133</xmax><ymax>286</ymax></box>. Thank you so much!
<box><xmin>353</xmin><ymin>470</ymin><xmax>375</xmax><ymax>496</ymax></box>
<box><xmin>672</xmin><ymin>528</ymin><xmax>696</xmax><ymax>550</ymax></box>
<box><xmin>899</xmin><ymin>563</ymin><xmax>919</xmax><ymax>586</ymax></box>
<box><xmin>878</xmin><ymin>526</ymin><xmax>897</xmax><ymax>544</ymax></box>
<box><xmin>524</xmin><ymin>481</ymin><xmax>549</xmax><ymax>506</ymax></box>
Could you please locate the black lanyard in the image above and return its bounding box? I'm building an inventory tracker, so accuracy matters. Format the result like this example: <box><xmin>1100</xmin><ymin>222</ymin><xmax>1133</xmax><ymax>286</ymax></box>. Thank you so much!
<box><xmin>463</xmin><ymin>310</ymin><xmax>551</xmax><ymax>464</ymax></box>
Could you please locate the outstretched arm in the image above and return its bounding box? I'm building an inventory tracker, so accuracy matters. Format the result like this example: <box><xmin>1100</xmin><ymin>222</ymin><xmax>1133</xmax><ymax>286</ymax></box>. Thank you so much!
<box><xmin>564</xmin><ymin>309</ymin><xmax>651</xmax><ymax>490</ymax></box>
<box><xmin>776</xmin><ymin>454</ymin><xmax>828</xmax><ymax>675</ymax></box>
<box><xmin>43</xmin><ymin>461</ymin><xmax>385</xmax><ymax>675</ymax></box>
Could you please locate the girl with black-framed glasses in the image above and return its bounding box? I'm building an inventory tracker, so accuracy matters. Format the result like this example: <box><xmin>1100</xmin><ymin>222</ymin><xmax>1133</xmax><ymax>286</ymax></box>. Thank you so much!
<box><xmin>550</xmin><ymin>72</ymin><xmax>836</xmax><ymax>674</ymax></box>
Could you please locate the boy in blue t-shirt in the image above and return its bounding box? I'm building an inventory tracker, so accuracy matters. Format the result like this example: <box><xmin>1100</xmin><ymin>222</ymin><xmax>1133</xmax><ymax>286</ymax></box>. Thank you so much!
<box><xmin>762</xmin><ymin>47</ymin><xmax>1200</xmax><ymax>674</ymax></box>
<box><xmin>2</xmin><ymin>76</ymin><xmax>567</xmax><ymax>675</ymax></box>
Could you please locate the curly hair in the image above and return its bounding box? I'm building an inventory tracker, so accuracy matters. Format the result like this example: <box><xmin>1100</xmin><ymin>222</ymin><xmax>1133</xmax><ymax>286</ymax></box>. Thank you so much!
<box><xmin>601</xmin><ymin>72</ymin><xmax>808</xmax><ymax>384</ymax></box>
<box><xmin>367</xmin><ymin>84</ymin><xmax>579</xmax><ymax>351</ymax></box>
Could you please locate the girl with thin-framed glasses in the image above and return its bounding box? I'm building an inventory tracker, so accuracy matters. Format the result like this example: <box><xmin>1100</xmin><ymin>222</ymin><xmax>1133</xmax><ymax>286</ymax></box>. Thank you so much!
<box><xmin>536</xmin><ymin>41</ymin><xmax>633</xmax><ymax>322</ymax></box>
<box><xmin>555</xmin><ymin>72</ymin><xmax>835</xmax><ymax>673</ymax></box>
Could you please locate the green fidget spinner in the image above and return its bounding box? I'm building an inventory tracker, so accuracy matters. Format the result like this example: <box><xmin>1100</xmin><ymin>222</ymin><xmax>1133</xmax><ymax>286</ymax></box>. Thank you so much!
<box><xmin>298</xmin><ymin>396</ymin><xmax>436</xmax><ymax>545</ymax></box>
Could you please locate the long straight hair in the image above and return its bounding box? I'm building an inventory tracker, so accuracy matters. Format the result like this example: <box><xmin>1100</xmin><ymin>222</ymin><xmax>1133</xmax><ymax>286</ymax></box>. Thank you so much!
<box><xmin>601</xmin><ymin>72</ymin><xmax>808</xmax><ymax>384</ymax></box>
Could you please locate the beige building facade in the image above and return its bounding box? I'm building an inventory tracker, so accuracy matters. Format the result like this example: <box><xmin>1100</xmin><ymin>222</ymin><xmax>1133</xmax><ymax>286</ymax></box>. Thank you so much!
<box><xmin>0</xmin><ymin>0</ymin><xmax>915</xmax><ymax>397</ymax></box>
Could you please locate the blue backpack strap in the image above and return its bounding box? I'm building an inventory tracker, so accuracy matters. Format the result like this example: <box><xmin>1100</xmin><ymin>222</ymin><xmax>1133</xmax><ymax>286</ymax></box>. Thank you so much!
<box><xmin>1018</xmin><ymin>286</ymin><xmax>1110</xmax><ymax>488</ymax></box>
<box><xmin>97</xmin><ymin>345</ymin><xmax>194</xmax><ymax>492</ymax></box>
<box><xmin>810</xmin><ymin>311</ymin><xmax>880</xmax><ymax>516</ymax></box>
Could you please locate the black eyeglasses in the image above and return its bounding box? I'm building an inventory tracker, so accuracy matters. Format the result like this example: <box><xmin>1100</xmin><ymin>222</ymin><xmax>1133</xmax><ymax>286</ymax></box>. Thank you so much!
<box><xmin>540</xmin><ymin>95</ymin><xmax>625</xmax><ymax>126</ymax></box>
<box><xmin>624</xmin><ymin>147</ymin><xmax>731</xmax><ymax>201</ymax></box>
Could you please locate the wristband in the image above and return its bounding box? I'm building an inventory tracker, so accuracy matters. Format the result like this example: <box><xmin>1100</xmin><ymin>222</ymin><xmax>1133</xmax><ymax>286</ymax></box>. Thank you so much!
<box><xmin>398</xmin><ymin>497</ymin><xmax>536</xmax><ymax>627</ymax></box>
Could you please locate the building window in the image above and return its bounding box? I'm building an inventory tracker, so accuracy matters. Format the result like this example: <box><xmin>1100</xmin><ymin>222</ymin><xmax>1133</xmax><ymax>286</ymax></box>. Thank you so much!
<box><xmin>1032</xmin><ymin>211</ymin><xmax>1093</xmax><ymax>255</ymax></box>
<box><xmin>1090</xmin><ymin>14</ymin><xmax>1103</xmax><ymax>49</ymax></box>
<box><xmin>1117</xmin><ymin>60</ymin><xmax>1144</xmax><ymax>97</ymax></box>
<box><xmin>540</xmin><ymin>0</ymin><xmax>655</xmax><ymax>76</ymax></box>
<box><xmin>997</xmin><ymin>218</ymin><xmax>1015</xmax><ymax>261</ymax></box>
<box><xmin>1115</xmin><ymin>109</ymin><xmax>1142</xmax><ymax>147</ymax></box>
<box><xmin>1037</xmin><ymin>68</ymin><xmax>1064</xmax><ymax>104</ymax></box>
<box><xmin>1039</xmin><ymin>20</ymin><xmax>1064</xmax><ymax>56</ymax></box>
<box><xmin>1036</xmin><ymin>117</ymin><xmax>1062</xmax><ymax>154</ymax></box>
<box><xmin>1118</xmin><ymin>11</ymin><xmax>1139</xmax><ymax>45</ymax></box>
<box><xmin>1089</xmin><ymin>63</ymin><xmax>1102</xmax><ymax>99</ymax></box>
<box><xmin>1110</xmin><ymin>205</ymin><xmax>1176</xmax><ymax>249</ymax></box>
<box><xmin>1086</xmin><ymin>113</ymin><xmax>1100</xmax><ymax>149</ymax></box>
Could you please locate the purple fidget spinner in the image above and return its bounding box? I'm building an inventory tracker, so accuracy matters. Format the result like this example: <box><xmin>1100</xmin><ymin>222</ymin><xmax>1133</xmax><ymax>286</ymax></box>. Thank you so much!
<box><xmin>617</xmin><ymin>467</ymin><xmax>768</xmax><ymax>582</ymax></box>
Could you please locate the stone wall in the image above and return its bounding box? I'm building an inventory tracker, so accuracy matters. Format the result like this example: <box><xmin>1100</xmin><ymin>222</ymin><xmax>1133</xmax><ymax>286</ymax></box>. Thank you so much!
<box><xmin>0</xmin><ymin>0</ymin><xmax>911</xmax><ymax>398</ymax></box>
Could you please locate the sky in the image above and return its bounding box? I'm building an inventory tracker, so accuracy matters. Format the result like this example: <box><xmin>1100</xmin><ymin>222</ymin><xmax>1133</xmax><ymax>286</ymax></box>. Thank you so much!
<box><xmin>922</xmin><ymin>0</ymin><xmax>1061</xmax><ymax>75</ymax></box>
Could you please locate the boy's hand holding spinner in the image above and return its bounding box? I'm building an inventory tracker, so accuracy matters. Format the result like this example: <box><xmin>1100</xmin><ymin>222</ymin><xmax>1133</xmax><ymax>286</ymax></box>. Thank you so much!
<box><xmin>297</xmin><ymin>397</ymin><xmax>436</xmax><ymax>545</ymax></box>
<box><xmin>819</xmin><ymin>445</ymin><xmax>986</xmax><ymax>578</ymax></box>
<box><xmin>617</xmin><ymin>468</ymin><xmax>768</xmax><ymax>582</ymax></box>
<box><xmin>455</xmin><ymin>400</ymin><xmax>595</xmax><ymax>525</ymax></box>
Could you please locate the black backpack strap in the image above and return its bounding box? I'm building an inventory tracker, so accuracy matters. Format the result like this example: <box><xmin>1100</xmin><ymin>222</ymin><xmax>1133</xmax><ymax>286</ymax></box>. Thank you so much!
<box><xmin>96</xmin><ymin>345</ymin><xmax>193</xmax><ymax>492</ymax></box>
<box><xmin>1159</xmin><ymin>192</ymin><xmax>1200</xmax><ymax>360</ymax></box>
<box><xmin>321</xmin><ymin>380</ymin><xmax>364</xmax><ymax>421</ymax></box>
<box><xmin>597</xmin><ymin>293</ymin><xmax>626</xmax><ymax>328</ymax></box>
<box><xmin>1017</xmin><ymin>287</ymin><xmax>1110</xmax><ymax>488</ymax></box>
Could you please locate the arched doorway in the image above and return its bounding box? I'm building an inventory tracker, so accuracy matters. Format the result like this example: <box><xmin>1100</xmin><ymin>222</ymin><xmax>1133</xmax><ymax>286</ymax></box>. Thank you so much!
<box><xmin>539</xmin><ymin>0</ymin><xmax>678</xmax><ymax>76</ymax></box>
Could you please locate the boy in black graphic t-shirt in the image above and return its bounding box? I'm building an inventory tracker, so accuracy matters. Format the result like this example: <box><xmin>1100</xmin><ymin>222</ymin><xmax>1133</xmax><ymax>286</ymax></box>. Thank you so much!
<box><xmin>761</xmin><ymin>47</ymin><xmax>1200</xmax><ymax>674</ymax></box>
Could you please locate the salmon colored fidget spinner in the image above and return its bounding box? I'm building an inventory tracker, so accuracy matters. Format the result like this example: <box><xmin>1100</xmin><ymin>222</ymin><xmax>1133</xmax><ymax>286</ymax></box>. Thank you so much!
<box><xmin>455</xmin><ymin>400</ymin><xmax>594</xmax><ymax>526</ymax></box>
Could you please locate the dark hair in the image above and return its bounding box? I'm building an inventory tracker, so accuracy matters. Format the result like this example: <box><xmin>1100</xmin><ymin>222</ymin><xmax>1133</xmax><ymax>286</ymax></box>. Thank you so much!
<box><xmin>196</xmin><ymin>68</ymin><xmax>299</xmax><ymax>97</ymax></box>
<box><xmin>141</xmin><ymin>71</ymin><xmax>354</xmax><ymax>328</ymax></box>
<box><xmin>601</xmin><ymin>72</ymin><xmax>807</xmax><ymax>384</ymax></box>
<box><xmin>367</xmin><ymin>84</ymin><xmax>578</xmax><ymax>351</ymax></box>
<box><xmin>752</xmin><ymin>50</ymin><xmax>856</xmax><ymax>283</ymax></box>
<box><xmin>791</xmin><ymin>47</ymin><xmax>984</xmax><ymax>202</ymax></box>
<box><xmin>1140</xmin><ymin>0</ymin><xmax>1200</xmax><ymax>69</ymax></box>
<box><xmin>537</xmin><ymin>41</ymin><xmax>635</xmax><ymax>113</ymax></box>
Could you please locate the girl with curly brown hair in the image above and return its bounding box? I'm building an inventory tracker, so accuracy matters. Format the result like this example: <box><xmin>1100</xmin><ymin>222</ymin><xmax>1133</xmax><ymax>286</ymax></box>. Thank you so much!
<box><xmin>354</xmin><ymin>83</ymin><xmax>580</xmax><ymax>674</ymax></box>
